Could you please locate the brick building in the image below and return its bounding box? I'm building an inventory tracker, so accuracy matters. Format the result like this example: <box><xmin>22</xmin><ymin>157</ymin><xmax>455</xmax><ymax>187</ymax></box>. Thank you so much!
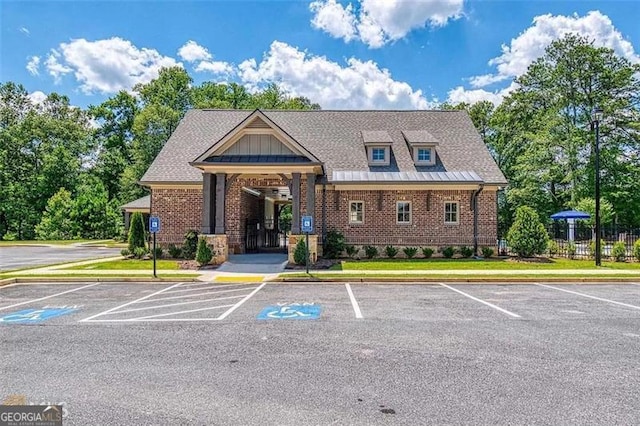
<box><xmin>139</xmin><ymin>109</ymin><xmax>507</xmax><ymax>263</ymax></box>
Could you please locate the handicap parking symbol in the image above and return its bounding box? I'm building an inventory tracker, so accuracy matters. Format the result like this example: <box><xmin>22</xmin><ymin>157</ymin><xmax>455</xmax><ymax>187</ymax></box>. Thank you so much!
<box><xmin>0</xmin><ymin>308</ymin><xmax>77</xmax><ymax>324</ymax></box>
<box><xmin>257</xmin><ymin>303</ymin><xmax>321</xmax><ymax>320</ymax></box>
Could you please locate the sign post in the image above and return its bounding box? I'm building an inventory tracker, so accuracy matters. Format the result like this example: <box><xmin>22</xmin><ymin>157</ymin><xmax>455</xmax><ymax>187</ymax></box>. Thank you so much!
<box><xmin>301</xmin><ymin>215</ymin><xmax>313</xmax><ymax>275</ymax></box>
<box><xmin>149</xmin><ymin>216</ymin><xmax>161</xmax><ymax>278</ymax></box>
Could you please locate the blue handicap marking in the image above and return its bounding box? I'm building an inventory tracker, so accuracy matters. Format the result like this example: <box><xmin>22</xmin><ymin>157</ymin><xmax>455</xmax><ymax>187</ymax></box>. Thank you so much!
<box><xmin>0</xmin><ymin>308</ymin><xmax>78</xmax><ymax>324</ymax></box>
<box><xmin>257</xmin><ymin>303</ymin><xmax>321</xmax><ymax>320</ymax></box>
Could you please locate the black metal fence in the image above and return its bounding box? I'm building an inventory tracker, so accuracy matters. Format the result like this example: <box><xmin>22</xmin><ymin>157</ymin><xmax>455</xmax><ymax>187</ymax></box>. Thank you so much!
<box><xmin>498</xmin><ymin>223</ymin><xmax>640</xmax><ymax>260</ymax></box>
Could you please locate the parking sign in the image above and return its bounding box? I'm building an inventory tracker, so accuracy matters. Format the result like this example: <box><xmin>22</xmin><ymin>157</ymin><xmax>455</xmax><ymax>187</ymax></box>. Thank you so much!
<box><xmin>301</xmin><ymin>216</ymin><xmax>313</xmax><ymax>233</ymax></box>
<box><xmin>149</xmin><ymin>216</ymin><xmax>161</xmax><ymax>233</ymax></box>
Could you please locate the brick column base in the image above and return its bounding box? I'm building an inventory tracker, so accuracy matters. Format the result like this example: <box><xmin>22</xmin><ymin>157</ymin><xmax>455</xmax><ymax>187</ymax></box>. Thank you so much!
<box><xmin>203</xmin><ymin>234</ymin><xmax>229</xmax><ymax>265</ymax></box>
<box><xmin>288</xmin><ymin>234</ymin><xmax>318</xmax><ymax>264</ymax></box>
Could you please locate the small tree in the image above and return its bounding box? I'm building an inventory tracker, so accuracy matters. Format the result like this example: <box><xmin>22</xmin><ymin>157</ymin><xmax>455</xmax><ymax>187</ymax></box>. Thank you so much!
<box><xmin>323</xmin><ymin>229</ymin><xmax>345</xmax><ymax>259</ymax></box>
<box><xmin>128</xmin><ymin>212</ymin><xmax>146</xmax><ymax>252</ymax></box>
<box><xmin>36</xmin><ymin>188</ymin><xmax>77</xmax><ymax>240</ymax></box>
<box><xmin>195</xmin><ymin>237</ymin><xmax>213</xmax><ymax>266</ymax></box>
<box><xmin>182</xmin><ymin>230</ymin><xmax>199</xmax><ymax>260</ymax></box>
<box><xmin>293</xmin><ymin>238</ymin><xmax>307</xmax><ymax>265</ymax></box>
<box><xmin>611</xmin><ymin>241</ymin><xmax>627</xmax><ymax>262</ymax></box>
<box><xmin>506</xmin><ymin>206</ymin><xmax>548</xmax><ymax>258</ymax></box>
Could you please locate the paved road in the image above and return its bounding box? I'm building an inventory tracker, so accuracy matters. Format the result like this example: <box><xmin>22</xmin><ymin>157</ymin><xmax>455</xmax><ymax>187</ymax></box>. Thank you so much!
<box><xmin>0</xmin><ymin>245</ymin><xmax>121</xmax><ymax>271</ymax></box>
<box><xmin>1</xmin><ymin>281</ymin><xmax>639</xmax><ymax>424</ymax></box>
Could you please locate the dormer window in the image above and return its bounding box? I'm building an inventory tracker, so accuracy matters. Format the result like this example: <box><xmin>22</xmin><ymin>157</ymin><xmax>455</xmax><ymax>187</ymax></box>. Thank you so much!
<box><xmin>402</xmin><ymin>130</ymin><xmax>439</xmax><ymax>166</ymax></box>
<box><xmin>362</xmin><ymin>130</ymin><xmax>392</xmax><ymax>166</ymax></box>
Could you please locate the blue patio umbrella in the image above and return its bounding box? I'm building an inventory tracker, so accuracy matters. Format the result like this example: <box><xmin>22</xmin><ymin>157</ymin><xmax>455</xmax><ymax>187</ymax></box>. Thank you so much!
<box><xmin>550</xmin><ymin>210</ymin><xmax>591</xmax><ymax>241</ymax></box>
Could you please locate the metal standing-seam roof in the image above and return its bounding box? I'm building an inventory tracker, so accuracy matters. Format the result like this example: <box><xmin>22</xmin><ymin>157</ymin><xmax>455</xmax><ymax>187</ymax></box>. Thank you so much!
<box><xmin>332</xmin><ymin>171</ymin><xmax>483</xmax><ymax>183</ymax></box>
<box><xmin>140</xmin><ymin>110</ymin><xmax>507</xmax><ymax>185</ymax></box>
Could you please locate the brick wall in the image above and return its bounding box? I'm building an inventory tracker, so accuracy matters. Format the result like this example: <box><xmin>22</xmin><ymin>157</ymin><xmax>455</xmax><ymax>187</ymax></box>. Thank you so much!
<box><xmin>315</xmin><ymin>188</ymin><xmax>497</xmax><ymax>249</ymax></box>
<box><xmin>151</xmin><ymin>187</ymin><xmax>203</xmax><ymax>245</ymax></box>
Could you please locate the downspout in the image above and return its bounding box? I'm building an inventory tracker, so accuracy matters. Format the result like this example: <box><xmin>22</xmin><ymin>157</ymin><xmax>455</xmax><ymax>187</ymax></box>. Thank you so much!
<box><xmin>321</xmin><ymin>181</ymin><xmax>327</xmax><ymax>248</ymax></box>
<box><xmin>472</xmin><ymin>185</ymin><xmax>484</xmax><ymax>257</ymax></box>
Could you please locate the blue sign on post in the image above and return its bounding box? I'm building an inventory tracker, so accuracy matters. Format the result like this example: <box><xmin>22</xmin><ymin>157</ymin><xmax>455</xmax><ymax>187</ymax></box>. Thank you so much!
<box><xmin>301</xmin><ymin>215</ymin><xmax>313</xmax><ymax>233</ymax></box>
<box><xmin>0</xmin><ymin>308</ymin><xmax>78</xmax><ymax>324</ymax></box>
<box><xmin>149</xmin><ymin>216</ymin><xmax>161</xmax><ymax>233</ymax></box>
<box><xmin>257</xmin><ymin>303</ymin><xmax>321</xmax><ymax>320</ymax></box>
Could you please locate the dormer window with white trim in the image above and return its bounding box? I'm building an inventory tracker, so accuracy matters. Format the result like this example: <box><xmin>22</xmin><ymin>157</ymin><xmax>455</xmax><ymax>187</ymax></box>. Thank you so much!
<box><xmin>362</xmin><ymin>130</ymin><xmax>392</xmax><ymax>166</ymax></box>
<box><xmin>403</xmin><ymin>130</ymin><xmax>439</xmax><ymax>166</ymax></box>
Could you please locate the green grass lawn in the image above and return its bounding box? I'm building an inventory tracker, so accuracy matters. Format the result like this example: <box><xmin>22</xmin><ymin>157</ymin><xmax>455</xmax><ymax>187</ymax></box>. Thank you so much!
<box><xmin>0</xmin><ymin>273</ymin><xmax>199</xmax><ymax>279</ymax></box>
<box><xmin>66</xmin><ymin>259</ymin><xmax>181</xmax><ymax>270</ymax></box>
<box><xmin>333</xmin><ymin>257</ymin><xmax>640</xmax><ymax>271</ymax></box>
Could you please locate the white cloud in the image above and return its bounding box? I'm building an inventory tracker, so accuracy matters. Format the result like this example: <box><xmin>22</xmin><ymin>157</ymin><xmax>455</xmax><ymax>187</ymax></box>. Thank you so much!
<box><xmin>238</xmin><ymin>40</ymin><xmax>431</xmax><ymax>109</ymax></box>
<box><xmin>178</xmin><ymin>40</ymin><xmax>233</xmax><ymax>75</ymax></box>
<box><xmin>28</xmin><ymin>91</ymin><xmax>47</xmax><ymax>105</ymax></box>
<box><xmin>309</xmin><ymin>0</ymin><xmax>464</xmax><ymax>48</ymax></box>
<box><xmin>471</xmin><ymin>11</ymin><xmax>640</xmax><ymax>88</ymax></box>
<box><xmin>26</xmin><ymin>56</ymin><xmax>40</xmax><ymax>76</ymax></box>
<box><xmin>19</xmin><ymin>27</ymin><xmax>30</xmax><ymax>35</ymax></box>
<box><xmin>447</xmin><ymin>82</ymin><xmax>518</xmax><ymax>106</ymax></box>
<box><xmin>44</xmin><ymin>37</ymin><xmax>181</xmax><ymax>94</ymax></box>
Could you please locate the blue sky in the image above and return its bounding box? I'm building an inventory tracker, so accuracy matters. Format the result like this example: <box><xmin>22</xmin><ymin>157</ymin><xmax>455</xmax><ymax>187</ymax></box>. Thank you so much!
<box><xmin>2</xmin><ymin>0</ymin><xmax>639</xmax><ymax>109</ymax></box>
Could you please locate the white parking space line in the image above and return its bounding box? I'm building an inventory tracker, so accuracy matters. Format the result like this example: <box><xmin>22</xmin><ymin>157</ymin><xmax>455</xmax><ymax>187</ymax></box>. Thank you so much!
<box><xmin>80</xmin><ymin>282</ymin><xmax>184</xmax><ymax>322</ymax></box>
<box><xmin>440</xmin><ymin>283</ymin><xmax>521</xmax><ymax>318</ymax></box>
<box><xmin>175</xmin><ymin>281</ymin><xmax>257</xmax><ymax>289</ymax></box>
<box><xmin>134</xmin><ymin>287</ymin><xmax>257</xmax><ymax>303</ymax></box>
<box><xmin>126</xmin><ymin>304</ymin><xmax>236</xmax><ymax>320</ymax></box>
<box><xmin>160</xmin><ymin>283</ymin><xmax>251</xmax><ymax>294</ymax></box>
<box><xmin>536</xmin><ymin>283</ymin><xmax>640</xmax><ymax>310</ymax></box>
<box><xmin>345</xmin><ymin>283</ymin><xmax>363</xmax><ymax>319</ymax></box>
<box><xmin>0</xmin><ymin>282</ymin><xmax>101</xmax><ymax>312</ymax></box>
<box><xmin>106</xmin><ymin>295</ymin><xmax>245</xmax><ymax>315</ymax></box>
<box><xmin>216</xmin><ymin>282</ymin><xmax>267</xmax><ymax>321</ymax></box>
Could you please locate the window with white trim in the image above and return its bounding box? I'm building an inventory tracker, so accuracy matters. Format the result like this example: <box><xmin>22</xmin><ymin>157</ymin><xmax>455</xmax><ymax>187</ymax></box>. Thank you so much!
<box><xmin>444</xmin><ymin>201</ymin><xmax>459</xmax><ymax>224</ymax></box>
<box><xmin>372</xmin><ymin>148</ymin><xmax>386</xmax><ymax>162</ymax></box>
<box><xmin>417</xmin><ymin>148</ymin><xmax>431</xmax><ymax>162</ymax></box>
<box><xmin>349</xmin><ymin>201</ymin><xmax>364</xmax><ymax>224</ymax></box>
<box><xmin>396</xmin><ymin>201</ymin><xmax>411</xmax><ymax>224</ymax></box>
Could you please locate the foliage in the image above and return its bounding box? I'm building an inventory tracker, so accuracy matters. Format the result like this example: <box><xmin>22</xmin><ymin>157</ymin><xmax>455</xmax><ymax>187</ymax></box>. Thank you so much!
<box><xmin>363</xmin><ymin>245</ymin><xmax>379</xmax><ymax>259</ymax></box>
<box><xmin>588</xmin><ymin>241</ymin><xmax>603</xmax><ymax>259</ymax></box>
<box><xmin>35</xmin><ymin>188</ymin><xmax>77</xmax><ymax>240</ymax></box>
<box><xmin>507</xmin><ymin>206</ymin><xmax>548</xmax><ymax>257</ymax></box>
<box><xmin>153</xmin><ymin>246</ymin><xmax>163</xmax><ymax>259</ymax></box>
<box><xmin>167</xmin><ymin>244</ymin><xmax>182</xmax><ymax>259</ymax></box>
<box><xmin>481</xmin><ymin>247</ymin><xmax>494</xmax><ymax>258</ymax></box>
<box><xmin>459</xmin><ymin>246</ymin><xmax>473</xmax><ymax>258</ymax></box>
<box><xmin>182</xmin><ymin>230</ymin><xmax>199</xmax><ymax>260</ymax></box>
<box><xmin>575</xmin><ymin>198</ymin><xmax>614</xmax><ymax>227</ymax></box>
<box><xmin>611</xmin><ymin>241</ymin><xmax>627</xmax><ymax>262</ymax></box>
<box><xmin>293</xmin><ymin>238</ymin><xmax>307</xmax><ymax>265</ymax></box>
<box><xmin>633</xmin><ymin>239</ymin><xmax>640</xmax><ymax>262</ymax></box>
<box><xmin>278</xmin><ymin>204</ymin><xmax>292</xmax><ymax>233</ymax></box>
<box><xmin>133</xmin><ymin>247</ymin><xmax>147</xmax><ymax>259</ymax></box>
<box><xmin>421</xmin><ymin>247</ymin><xmax>434</xmax><ymax>258</ymax></box>
<box><xmin>567</xmin><ymin>242</ymin><xmax>577</xmax><ymax>259</ymax></box>
<box><xmin>547</xmin><ymin>240</ymin><xmax>559</xmax><ymax>257</ymax></box>
<box><xmin>403</xmin><ymin>247</ymin><xmax>418</xmax><ymax>259</ymax></box>
<box><xmin>384</xmin><ymin>245</ymin><xmax>398</xmax><ymax>258</ymax></box>
<box><xmin>345</xmin><ymin>245</ymin><xmax>358</xmax><ymax>259</ymax></box>
<box><xmin>323</xmin><ymin>229</ymin><xmax>346</xmax><ymax>259</ymax></box>
<box><xmin>195</xmin><ymin>238</ymin><xmax>213</xmax><ymax>266</ymax></box>
<box><xmin>127</xmin><ymin>212</ymin><xmax>146</xmax><ymax>252</ymax></box>
<box><xmin>441</xmin><ymin>247</ymin><xmax>455</xmax><ymax>258</ymax></box>
<box><xmin>120</xmin><ymin>248</ymin><xmax>130</xmax><ymax>257</ymax></box>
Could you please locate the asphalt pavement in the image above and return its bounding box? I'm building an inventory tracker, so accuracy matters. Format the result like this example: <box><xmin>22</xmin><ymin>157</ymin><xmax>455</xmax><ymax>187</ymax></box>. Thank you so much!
<box><xmin>1</xmin><ymin>281</ymin><xmax>639</xmax><ymax>425</ymax></box>
<box><xmin>0</xmin><ymin>245</ymin><xmax>122</xmax><ymax>271</ymax></box>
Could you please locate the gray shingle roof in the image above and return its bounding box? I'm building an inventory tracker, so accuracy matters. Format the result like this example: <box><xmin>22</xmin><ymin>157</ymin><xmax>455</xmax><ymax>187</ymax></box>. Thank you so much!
<box><xmin>402</xmin><ymin>130</ymin><xmax>439</xmax><ymax>145</ymax></box>
<box><xmin>120</xmin><ymin>195</ymin><xmax>150</xmax><ymax>211</ymax></box>
<box><xmin>361</xmin><ymin>130</ymin><xmax>393</xmax><ymax>145</ymax></box>
<box><xmin>140</xmin><ymin>110</ymin><xmax>507</xmax><ymax>185</ymax></box>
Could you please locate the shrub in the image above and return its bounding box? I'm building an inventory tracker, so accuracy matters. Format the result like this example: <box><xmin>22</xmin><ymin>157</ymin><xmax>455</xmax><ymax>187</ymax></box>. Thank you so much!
<box><xmin>421</xmin><ymin>247</ymin><xmax>434</xmax><ymax>258</ymax></box>
<box><xmin>120</xmin><ymin>248</ymin><xmax>130</xmax><ymax>257</ymax></box>
<box><xmin>481</xmin><ymin>247</ymin><xmax>494</xmax><ymax>258</ymax></box>
<box><xmin>133</xmin><ymin>247</ymin><xmax>147</xmax><ymax>259</ymax></box>
<box><xmin>567</xmin><ymin>241</ymin><xmax>577</xmax><ymax>259</ymax></box>
<box><xmin>323</xmin><ymin>229</ymin><xmax>346</xmax><ymax>259</ymax></box>
<box><xmin>506</xmin><ymin>206</ymin><xmax>548</xmax><ymax>257</ymax></box>
<box><xmin>384</xmin><ymin>245</ymin><xmax>398</xmax><ymax>258</ymax></box>
<box><xmin>363</xmin><ymin>245</ymin><xmax>378</xmax><ymax>259</ymax></box>
<box><xmin>547</xmin><ymin>240</ymin><xmax>559</xmax><ymax>257</ymax></box>
<box><xmin>403</xmin><ymin>247</ymin><xmax>418</xmax><ymax>259</ymax></box>
<box><xmin>634</xmin><ymin>239</ymin><xmax>640</xmax><ymax>262</ymax></box>
<box><xmin>611</xmin><ymin>241</ymin><xmax>627</xmax><ymax>262</ymax></box>
<box><xmin>588</xmin><ymin>241</ymin><xmax>604</xmax><ymax>259</ymax></box>
<box><xmin>293</xmin><ymin>238</ymin><xmax>307</xmax><ymax>265</ymax></box>
<box><xmin>167</xmin><ymin>244</ymin><xmax>182</xmax><ymax>259</ymax></box>
<box><xmin>442</xmin><ymin>247</ymin><xmax>455</xmax><ymax>258</ymax></box>
<box><xmin>182</xmin><ymin>230</ymin><xmax>199</xmax><ymax>260</ymax></box>
<box><xmin>345</xmin><ymin>245</ymin><xmax>358</xmax><ymax>259</ymax></box>
<box><xmin>459</xmin><ymin>246</ymin><xmax>473</xmax><ymax>258</ymax></box>
<box><xmin>153</xmin><ymin>246</ymin><xmax>163</xmax><ymax>258</ymax></box>
<box><xmin>128</xmin><ymin>212</ymin><xmax>146</xmax><ymax>252</ymax></box>
<box><xmin>195</xmin><ymin>237</ymin><xmax>213</xmax><ymax>266</ymax></box>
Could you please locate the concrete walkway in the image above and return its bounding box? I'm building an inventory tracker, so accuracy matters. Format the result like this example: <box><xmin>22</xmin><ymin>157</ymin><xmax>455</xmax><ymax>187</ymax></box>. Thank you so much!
<box><xmin>216</xmin><ymin>253</ymin><xmax>288</xmax><ymax>274</ymax></box>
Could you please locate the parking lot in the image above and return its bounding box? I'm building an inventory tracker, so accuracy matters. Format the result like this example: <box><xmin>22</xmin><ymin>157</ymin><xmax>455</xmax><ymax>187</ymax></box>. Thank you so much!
<box><xmin>1</xmin><ymin>281</ymin><xmax>640</xmax><ymax>424</ymax></box>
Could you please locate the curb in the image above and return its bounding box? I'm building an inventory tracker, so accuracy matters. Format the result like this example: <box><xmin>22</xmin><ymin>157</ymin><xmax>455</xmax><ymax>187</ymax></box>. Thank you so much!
<box><xmin>0</xmin><ymin>277</ymin><xmax>196</xmax><ymax>287</ymax></box>
<box><xmin>273</xmin><ymin>277</ymin><xmax>640</xmax><ymax>284</ymax></box>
